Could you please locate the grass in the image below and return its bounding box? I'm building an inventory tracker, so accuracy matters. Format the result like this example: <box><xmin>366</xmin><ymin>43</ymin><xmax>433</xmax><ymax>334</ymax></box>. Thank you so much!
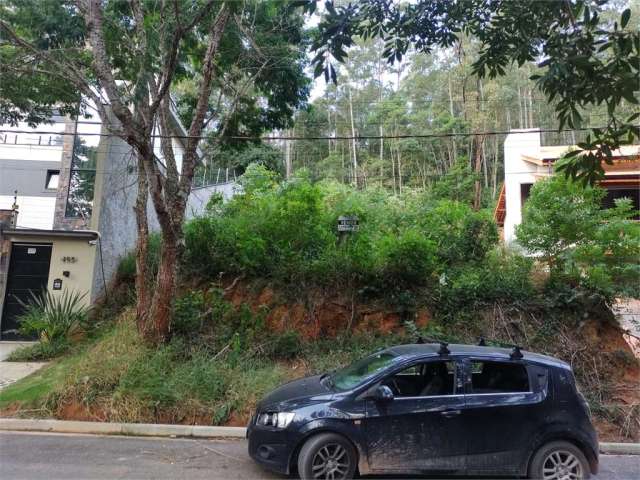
<box><xmin>0</xmin><ymin>305</ymin><xmax>407</xmax><ymax>425</ymax></box>
<box><xmin>0</xmin><ymin>354</ymin><xmax>80</xmax><ymax>411</ymax></box>
<box><xmin>2</xmin><ymin>294</ymin><xmax>637</xmax><ymax>442</ymax></box>
<box><xmin>6</xmin><ymin>339</ymin><xmax>70</xmax><ymax>362</ymax></box>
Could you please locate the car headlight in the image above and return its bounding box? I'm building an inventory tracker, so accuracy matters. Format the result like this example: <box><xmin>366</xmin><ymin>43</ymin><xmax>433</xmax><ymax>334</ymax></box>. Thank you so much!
<box><xmin>256</xmin><ymin>412</ymin><xmax>296</xmax><ymax>429</ymax></box>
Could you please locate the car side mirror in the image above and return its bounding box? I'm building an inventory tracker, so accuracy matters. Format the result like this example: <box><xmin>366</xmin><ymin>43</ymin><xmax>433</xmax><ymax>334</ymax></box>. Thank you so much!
<box><xmin>371</xmin><ymin>385</ymin><xmax>394</xmax><ymax>402</ymax></box>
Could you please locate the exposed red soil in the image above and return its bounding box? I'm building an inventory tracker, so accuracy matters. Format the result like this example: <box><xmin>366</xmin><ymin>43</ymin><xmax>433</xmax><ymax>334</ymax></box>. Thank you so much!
<box><xmin>224</xmin><ymin>281</ymin><xmax>424</xmax><ymax>337</ymax></box>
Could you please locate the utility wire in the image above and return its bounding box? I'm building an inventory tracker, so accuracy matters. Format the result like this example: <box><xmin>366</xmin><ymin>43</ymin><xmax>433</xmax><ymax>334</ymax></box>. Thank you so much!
<box><xmin>0</xmin><ymin>126</ymin><xmax>610</xmax><ymax>142</ymax></box>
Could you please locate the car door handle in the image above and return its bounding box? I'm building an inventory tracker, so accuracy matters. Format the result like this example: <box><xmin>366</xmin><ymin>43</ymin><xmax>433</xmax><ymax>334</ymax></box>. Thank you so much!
<box><xmin>440</xmin><ymin>409</ymin><xmax>461</xmax><ymax>418</ymax></box>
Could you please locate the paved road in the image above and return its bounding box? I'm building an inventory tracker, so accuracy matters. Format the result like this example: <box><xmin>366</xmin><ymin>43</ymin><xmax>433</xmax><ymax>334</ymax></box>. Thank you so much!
<box><xmin>0</xmin><ymin>431</ymin><xmax>638</xmax><ymax>480</ymax></box>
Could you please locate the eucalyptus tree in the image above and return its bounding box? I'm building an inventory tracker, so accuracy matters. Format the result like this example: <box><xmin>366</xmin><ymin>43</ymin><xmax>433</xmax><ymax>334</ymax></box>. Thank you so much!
<box><xmin>0</xmin><ymin>0</ymin><xmax>308</xmax><ymax>342</ymax></box>
<box><xmin>302</xmin><ymin>0</ymin><xmax>639</xmax><ymax>184</ymax></box>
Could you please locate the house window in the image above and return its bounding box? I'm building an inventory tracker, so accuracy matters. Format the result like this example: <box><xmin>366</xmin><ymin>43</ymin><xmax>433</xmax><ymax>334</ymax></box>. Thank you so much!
<box><xmin>470</xmin><ymin>361</ymin><xmax>530</xmax><ymax>394</ymax></box>
<box><xmin>45</xmin><ymin>170</ymin><xmax>60</xmax><ymax>190</ymax></box>
<box><xmin>65</xmin><ymin>121</ymin><xmax>99</xmax><ymax>219</ymax></box>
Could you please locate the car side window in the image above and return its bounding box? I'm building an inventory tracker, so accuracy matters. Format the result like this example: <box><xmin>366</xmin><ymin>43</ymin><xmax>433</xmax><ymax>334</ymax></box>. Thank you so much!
<box><xmin>469</xmin><ymin>361</ymin><xmax>530</xmax><ymax>394</ymax></box>
<box><xmin>382</xmin><ymin>361</ymin><xmax>456</xmax><ymax>398</ymax></box>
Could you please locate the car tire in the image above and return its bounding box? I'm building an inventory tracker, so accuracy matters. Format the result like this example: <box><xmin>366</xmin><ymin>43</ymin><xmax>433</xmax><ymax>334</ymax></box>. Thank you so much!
<box><xmin>529</xmin><ymin>440</ymin><xmax>590</xmax><ymax>480</ymax></box>
<box><xmin>297</xmin><ymin>432</ymin><xmax>357</xmax><ymax>480</ymax></box>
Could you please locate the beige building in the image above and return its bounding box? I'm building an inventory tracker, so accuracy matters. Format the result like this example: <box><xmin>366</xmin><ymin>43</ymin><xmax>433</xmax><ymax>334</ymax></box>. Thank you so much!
<box><xmin>0</xmin><ymin>108</ymin><xmax>235</xmax><ymax>340</ymax></box>
<box><xmin>0</xmin><ymin>229</ymin><xmax>98</xmax><ymax>340</ymax></box>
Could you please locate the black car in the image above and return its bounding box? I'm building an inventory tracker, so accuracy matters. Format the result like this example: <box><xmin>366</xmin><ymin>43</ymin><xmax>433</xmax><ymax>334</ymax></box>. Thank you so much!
<box><xmin>248</xmin><ymin>343</ymin><xmax>598</xmax><ymax>480</ymax></box>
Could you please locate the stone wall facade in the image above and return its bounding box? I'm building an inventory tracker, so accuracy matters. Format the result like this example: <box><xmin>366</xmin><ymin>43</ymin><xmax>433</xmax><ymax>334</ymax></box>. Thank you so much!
<box><xmin>53</xmin><ymin>119</ymin><xmax>88</xmax><ymax>231</ymax></box>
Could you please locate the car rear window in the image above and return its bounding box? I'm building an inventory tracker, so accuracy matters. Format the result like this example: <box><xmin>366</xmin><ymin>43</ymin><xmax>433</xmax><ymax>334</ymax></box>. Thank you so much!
<box><xmin>470</xmin><ymin>361</ymin><xmax>530</xmax><ymax>394</ymax></box>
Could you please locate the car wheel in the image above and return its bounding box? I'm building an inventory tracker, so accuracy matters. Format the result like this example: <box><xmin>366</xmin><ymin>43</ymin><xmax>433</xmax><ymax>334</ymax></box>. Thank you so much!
<box><xmin>529</xmin><ymin>440</ymin><xmax>590</xmax><ymax>480</ymax></box>
<box><xmin>297</xmin><ymin>432</ymin><xmax>357</xmax><ymax>480</ymax></box>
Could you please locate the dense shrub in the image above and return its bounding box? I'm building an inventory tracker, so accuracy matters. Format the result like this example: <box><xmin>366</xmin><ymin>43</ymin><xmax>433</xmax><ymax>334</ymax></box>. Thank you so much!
<box><xmin>517</xmin><ymin>174</ymin><xmax>640</xmax><ymax>301</ymax></box>
<box><xmin>377</xmin><ymin>229</ymin><xmax>437</xmax><ymax>287</ymax></box>
<box><xmin>7</xmin><ymin>337</ymin><xmax>70</xmax><ymax>362</ymax></box>
<box><xmin>184</xmin><ymin>167</ymin><xmax>500</xmax><ymax>300</ymax></box>
<box><xmin>116</xmin><ymin>233</ymin><xmax>162</xmax><ymax>282</ymax></box>
<box><xmin>18</xmin><ymin>290</ymin><xmax>89</xmax><ymax>345</ymax></box>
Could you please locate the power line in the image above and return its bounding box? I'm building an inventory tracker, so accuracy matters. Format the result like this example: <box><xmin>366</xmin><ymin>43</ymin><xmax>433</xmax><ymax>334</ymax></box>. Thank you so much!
<box><xmin>0</xmin><ymin>126</ymin><xmax>609</xmax><ymax>142</ymax></box>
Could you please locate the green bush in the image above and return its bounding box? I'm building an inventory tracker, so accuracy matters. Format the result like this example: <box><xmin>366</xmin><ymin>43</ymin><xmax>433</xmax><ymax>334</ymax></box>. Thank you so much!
<box><xmin>378</xmin><ymin>229</ymin><xmax>437</xmax><ymax>287</ymax></box>
<box><xmin>6</xmin><ymin>337</ymin><xmax>70</xmax><ymax>361</ymax></box>
<box><xmin>18</xmin><ymin>290</ymin><xmax>89</xmax><ymax>343</ymax></box>
<box><xmin>183</xmin><ymin>172</ymin><xmax>501</xmax><ymax>301</ymax></box>
<box><xmin>265</xmin><ymin>330</ymin><xmax>302</xmax><ymax>360</ymax></box>
<box><xmin>116</xmin><ymin>233</ymin><xmax>162</xmax><ymax>282</ymax></box>
<box><xmin>172</xmin><ymin>290</ymin><xmax>207</xmax><ymax>337</ymax></box>
<box><xmin>517</xmin><ymin>174</ymin><xmax>640</xmax><ymax>301</ymax></box>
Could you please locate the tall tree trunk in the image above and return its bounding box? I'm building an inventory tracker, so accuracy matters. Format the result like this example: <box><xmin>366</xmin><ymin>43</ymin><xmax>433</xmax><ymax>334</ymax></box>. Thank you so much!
<box><xmin>396</xmin><ymin>141</ymin><xmax>403</xmax><ymax>194</ymax></box>
<box><xmin>348</xmin><ymin>85</ymin><xmax>358</xmax><ymax>187</ymax></box>
<box><xmin>379</xmin><ymin>124</ymin><xmax>384</xmax><ymax>187</ymax></box>
<box><xmin>134</xmin><ymin>154</ymin><xmax>150</xmax><ymax>332</ymax></box>
<box><xmin>528</xmin><ymin>88</ymin><xmax>534</xmax><ymax>127</ymax></box>
<box><xmin>327</xmin><ymin>108</ymin><xmax>332</xmax><ymax>155</ymax></box>
<box><xmin>448</xmin><ymin>75</ymin><xmax>458</xmax><ymax>161</ymax></box>
<box><xmin>492</xmin><ymin>132</ymin><xmax>499</xmax><ymax>199</ymax></box>
<box><xmin>391</xmin><ymin>143</ymin><xmax>397</xmax><ymax>195</ymax></box>
<box><xmin>517</xmin><ymin>83</ymin><xmax>524</xmax><ymax>128</ymax></box>
<box><xmin>473</xmin><ymin>135</ymin><xmax>485</xmax><ymax>210</ymax></box>
<box><xmin>285</xmin><ymin>129</ymin><xmax>292</xmax><ymax>179</ymax></box>
<box><xmin>146</xmin><ymin>231</ymin><xmax>178</xmax><ymax>342</ymax></box>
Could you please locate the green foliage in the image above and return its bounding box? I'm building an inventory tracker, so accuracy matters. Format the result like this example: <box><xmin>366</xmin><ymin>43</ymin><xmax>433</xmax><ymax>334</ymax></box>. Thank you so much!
<box><xmin>6</xmin><ymin>338</ymin><xmax>70</xmax><ymax>362</ymax></box>
<box><xmin>204</xmin><ymin>192</ymin><xmax>224</xmax><ymax>215</ymax></box>
<box><xmin>17</xmin><ymin>290</ymin><xmax>89</xmax><ymax>344</ymax></box>
<box><xmin>185</xmin><ymin>175</ymin><xmax>500</xmax><ymax>300</ymax></box>
<box><xmin>437</xmin><ymin>249</ymin><xmax>534</xmax><ymax>315</ymax></box>
<box><xmin>517</xmin><ymin>174</ymin><xmax>640</xmax><ymax>300</ymax></box>
<box><xmin>264</xmin><ymin>330</ymin><xmax>303</xmax><ymax>360</ymax></box>
<box><xmin>206</xmin><ymin>143</ymin><xmax>285</xmax><ymax>177</ymax></box>
<box><xmin>306</xmin><ymin>0</ymin><xmax>639</xmax><ymax>183</ymax></box>
<box><xmin>1</xmin><ymin>1</ymin><xmax>309</xmax><ymax>137</ymax></box>
<box><xmin>377</xmin><ymin>229</ymin><xmax>437</xmax><ymax>288</ymax></box>
<box><xmin>116</xmin><ymin>233</ymin><xmax>162</xmax><ymax>282</ymax></box>
<box><xmin>172</xmin><ymin>290</ymin><xmax>207</xmax><ymax>337</ymax></box>
<box><xmin>428</xmin><ymin>158</ymin><xmax>478</xmax><ymax>204</ymax></box>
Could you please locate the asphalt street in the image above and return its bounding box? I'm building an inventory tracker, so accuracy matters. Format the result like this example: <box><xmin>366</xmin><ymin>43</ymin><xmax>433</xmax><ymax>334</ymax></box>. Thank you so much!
<box><xmin>0</xmin><ymin>431</ymin><xmax>638</xmax><ymax>480</ymax></box>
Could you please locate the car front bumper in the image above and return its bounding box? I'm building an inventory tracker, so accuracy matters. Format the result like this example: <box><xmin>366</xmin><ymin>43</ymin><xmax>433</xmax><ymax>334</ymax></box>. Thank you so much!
<box><xmin>247</xmin><ymin>422</ymin><xmax>301</xmax><ymax>475</ymax></box>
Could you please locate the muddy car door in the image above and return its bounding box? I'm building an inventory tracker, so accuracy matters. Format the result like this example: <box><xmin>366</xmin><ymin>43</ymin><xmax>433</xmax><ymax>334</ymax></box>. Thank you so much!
<box><xmin>462</xmin><ymin>358</ymin><xmax>550</xmax><ymax>476</ymax></box>
<box><xmin>362</xmin><ymin>359</ymin><xmax>467</xmax><ymax>474</ymax></box>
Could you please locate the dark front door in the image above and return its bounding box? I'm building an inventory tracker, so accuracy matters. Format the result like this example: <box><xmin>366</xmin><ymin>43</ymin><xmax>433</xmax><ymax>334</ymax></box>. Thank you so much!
<box><xmin>1</xmin><ymin>243</ymin><xmax>52</xmax><ymax>340</ymax></box>
<box><xmin>363</xmin><ymin>359</ymin><xmax>467</xmax><ymax>474</ymax></box>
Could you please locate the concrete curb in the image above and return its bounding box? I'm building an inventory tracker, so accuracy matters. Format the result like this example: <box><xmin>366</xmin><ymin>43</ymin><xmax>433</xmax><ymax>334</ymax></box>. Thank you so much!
<box><xmin>599</xmin><ymin>442</ymin><xmax>640</xmax><ymax>455</ymax></box>
<box><xmin>0</xmin><ymin>418</ymin><xmax>246</xmax><ymax>439</ymax></box>
<box><xmin>1</xmin><ymin>418</ymin><xmax>638</xmax><ymax>454</ymax></box>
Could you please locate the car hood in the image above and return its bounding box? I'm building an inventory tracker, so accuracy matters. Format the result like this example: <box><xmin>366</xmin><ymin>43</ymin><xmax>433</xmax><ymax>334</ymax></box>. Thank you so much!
<box><xmin>257</xmin><ymin>374</ymin><xmax>333</xmax><ymax>411</ymax></box>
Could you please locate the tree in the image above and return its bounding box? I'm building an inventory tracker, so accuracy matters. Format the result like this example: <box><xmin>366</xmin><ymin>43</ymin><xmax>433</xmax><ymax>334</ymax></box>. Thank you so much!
<box><xmin>516</xmin><ymin>175</ymin><xmax>640</xmax><ymax>300</ymax></box>
<box><xmin>0</xmin><ymin>0</ymin><xmax>308</xmax><ymax>342</ymax></box>
<box><xmin>302</xmin><ymin>0</ymin><xmax>639</xmax><ymax>185</ymax></box>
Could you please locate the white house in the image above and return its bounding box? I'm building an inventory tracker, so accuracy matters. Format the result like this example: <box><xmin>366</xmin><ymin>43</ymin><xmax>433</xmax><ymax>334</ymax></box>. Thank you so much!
<box><xmin>495</xmin><ymin>129</ymin><xmax>640</xmax><ymax>243</ymax></box>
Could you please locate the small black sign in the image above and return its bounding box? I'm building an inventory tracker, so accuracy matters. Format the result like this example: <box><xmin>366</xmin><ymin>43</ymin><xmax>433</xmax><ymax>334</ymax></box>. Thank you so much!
<box><xmin>338</xmin><ymin>215</ymin><xmax>359</xmax><ymax>232</ymax></box>
<box><xmin>52</xmin><ymin>278</ymin><xmax>63</xmax><ymax>290</ymax></box>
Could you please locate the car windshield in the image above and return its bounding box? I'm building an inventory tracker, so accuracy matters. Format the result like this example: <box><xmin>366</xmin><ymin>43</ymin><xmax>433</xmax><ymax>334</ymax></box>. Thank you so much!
<box><xmin>330</xmin><ymin>351</ymin><xmax>398</xmax><ymax>391</ymax></box>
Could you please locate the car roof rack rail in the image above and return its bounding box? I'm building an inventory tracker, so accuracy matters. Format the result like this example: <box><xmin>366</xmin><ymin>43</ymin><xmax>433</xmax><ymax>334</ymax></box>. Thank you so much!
<box><xmin>438</xmin><ymin>342</ymin><xmax>450</xmax><ymax>356</ymax></box>
<box><xmin>510</xmin><ymin>346</ymin><xmax>524</xmax><ymax>360</ymax></box>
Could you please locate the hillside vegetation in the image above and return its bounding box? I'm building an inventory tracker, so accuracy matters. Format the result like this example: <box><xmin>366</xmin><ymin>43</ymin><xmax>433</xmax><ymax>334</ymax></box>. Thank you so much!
<box><xmin>2</xmin><ymin>166</ymin><xmax>638</xmax><ymax>440</ymax></box>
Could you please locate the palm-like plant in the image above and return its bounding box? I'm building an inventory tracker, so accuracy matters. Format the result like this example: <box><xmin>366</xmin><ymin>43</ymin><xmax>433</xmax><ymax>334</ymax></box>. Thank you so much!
<box><xmin>17</xmin><ymin>290</ymin><xmax>89</xmax><ymax>343</ymax></box>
